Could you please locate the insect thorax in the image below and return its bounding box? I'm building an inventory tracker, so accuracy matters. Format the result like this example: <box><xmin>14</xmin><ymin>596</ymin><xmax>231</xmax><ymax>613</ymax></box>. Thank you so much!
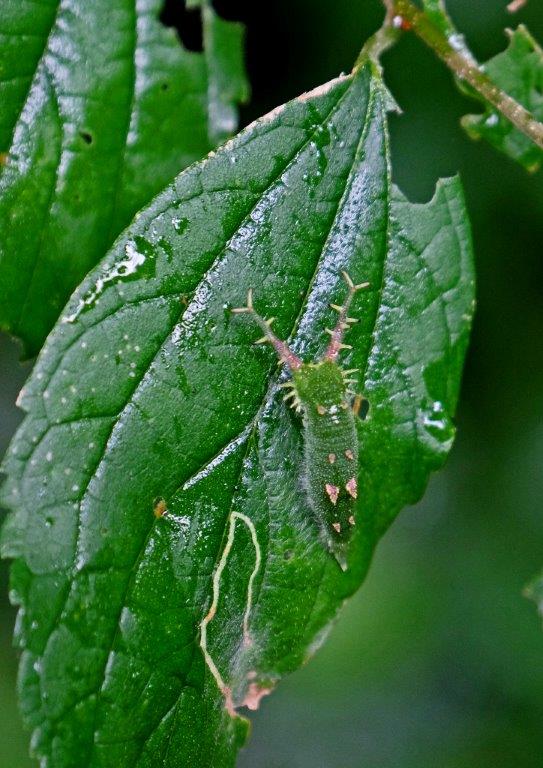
<box><xmin>291</xmin><ymin>360</ymin><xmax>347</xmax><ymax>412</ymax></box>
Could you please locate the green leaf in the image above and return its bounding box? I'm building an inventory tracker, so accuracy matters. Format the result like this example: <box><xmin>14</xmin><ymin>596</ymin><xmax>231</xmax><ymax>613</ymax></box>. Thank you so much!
<box><xmin>1</xmin><ymin>62</ymin><xmax>475</xmax><ymax>767</ymax></box>
<box><xmin>0</xmin><ymin>0</ymin><xmax>248</xmax><ymax>356</ymax></box>
<box><xmin>461</xmin><ymin>26</ymin><xmax>543</xmax><ymax>172</ymax></box>
<box><xmin>202</xmin><ymin>4</ymin><xmax>249</xmax><ymax>145</ymax></box>
<box><xmin>188</xmin><ymin>0</ymin><xmax>249</xmax><ymax>145</ymax></box>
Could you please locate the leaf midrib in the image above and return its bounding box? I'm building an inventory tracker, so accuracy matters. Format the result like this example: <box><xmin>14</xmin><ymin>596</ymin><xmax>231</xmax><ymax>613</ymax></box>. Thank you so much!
<box><xmin>14</xmin><ymin>65</ymin><xmax>62</xmax><ymax>331</ymax></box>
<box><xmin>0</xmin><ymin>0</ymin><xmax>60</xmax><ymax>155</ymax></box>
<box><xmin>2</xmin><ymin>0</ymin><xmax>61</xmax><ymax>333</ymax></box>
<box><xmin>128</xmin><ymin>72</ymin><xmax>380</xmax><ymax>759</ymax></box>
<box><xmin>28</xmin><ymin>75</ymin><xmax>359</xmax><ymax>761</ymax></box>
<box><xmin>154</xmin><ymin>77</ymin><xmax>391</xmax><ymax>755</ymax></box>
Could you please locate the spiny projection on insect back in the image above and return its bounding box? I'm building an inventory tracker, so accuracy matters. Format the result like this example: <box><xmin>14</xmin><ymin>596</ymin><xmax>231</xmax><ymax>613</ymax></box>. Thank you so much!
<box><xmin>233</xmin><ymin>272</ymin><xmax>369</xmax><ymax>570</ymax></box>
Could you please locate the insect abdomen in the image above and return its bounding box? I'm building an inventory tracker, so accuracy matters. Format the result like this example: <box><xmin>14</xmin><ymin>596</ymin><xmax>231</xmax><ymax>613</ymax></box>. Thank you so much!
<box><xmin>292</xmin><ymin>361</ymin><xmax>359</xmax><ymax>570</ymax></box>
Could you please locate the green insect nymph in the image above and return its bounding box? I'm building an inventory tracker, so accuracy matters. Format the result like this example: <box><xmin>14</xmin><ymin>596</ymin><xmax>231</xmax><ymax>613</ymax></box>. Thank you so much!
<box><xmin>233</xmin><ymin>272</ymin><xmax>369</xmax><ymax>570</ymax></box>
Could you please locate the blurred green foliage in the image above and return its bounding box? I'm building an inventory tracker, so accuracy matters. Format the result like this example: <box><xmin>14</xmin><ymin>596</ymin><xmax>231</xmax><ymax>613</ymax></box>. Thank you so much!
<box><xmin>2</xmin><ymin>1</ymin><xmax>543</xmax><ymax>766</ymax></box>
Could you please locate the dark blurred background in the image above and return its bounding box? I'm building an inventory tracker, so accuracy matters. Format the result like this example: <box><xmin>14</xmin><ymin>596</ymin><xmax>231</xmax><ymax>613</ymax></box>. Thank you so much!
<box><xmin>2</xmin><ymin>1</ymin><xmax>543</xmax><ymax>766</ymax></box>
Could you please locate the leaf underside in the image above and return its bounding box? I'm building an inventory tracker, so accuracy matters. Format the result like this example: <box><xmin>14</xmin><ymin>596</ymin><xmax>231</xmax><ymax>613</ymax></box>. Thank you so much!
<box><xmin>0</xmin><ymin>0</ymin><xmax>248</xmax><ymax>355</ymax></box>
<box><xmin>1</xmin><ymin>62</ymin><xmax>475</xmax><ymax>767</ymax></box>
<box><xmin>461</xmin><ymin>25</ymin><xmax>543</xmax><ymax>172</ymax></box>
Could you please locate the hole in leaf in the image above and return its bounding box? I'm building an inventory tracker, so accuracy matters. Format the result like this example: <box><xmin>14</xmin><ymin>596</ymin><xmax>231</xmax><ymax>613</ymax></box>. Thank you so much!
<box><xmin>79</xmin><ymin>131</ymin><xmax>93</xmax><ymax>145</ymax></box>
<box><xmin>358</xmin><ymin>397</ymin><xmax>370</xmax><ymax>420</ymax></box>
<box><xmin>210</xmin><ymin>0</ymin><xmax>292</xmax><ymax>126</ymax></box>
<box><xmin>160</xmin><ymin>0</ymin><xmax>203</xmax><ymax>52</ymax></box>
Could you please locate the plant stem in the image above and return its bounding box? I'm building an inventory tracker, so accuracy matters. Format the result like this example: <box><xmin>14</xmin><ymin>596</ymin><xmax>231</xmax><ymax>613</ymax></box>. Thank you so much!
<box><xmin>387</xmin><ymin>0</ymin><xmax>543</xmax><ymax>151</ymax></box>
<box><xmin>354</xmin><ymin>23</ymin><xmax>400</xmax><ymax>68</ymax></box>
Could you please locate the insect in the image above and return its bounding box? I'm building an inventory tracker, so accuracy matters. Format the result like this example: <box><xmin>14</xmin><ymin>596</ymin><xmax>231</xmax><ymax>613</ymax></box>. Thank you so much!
<box><xmin>233</xmin><ymin>271</ymin><xmax>369</xmax><ymax>570</ymax></box>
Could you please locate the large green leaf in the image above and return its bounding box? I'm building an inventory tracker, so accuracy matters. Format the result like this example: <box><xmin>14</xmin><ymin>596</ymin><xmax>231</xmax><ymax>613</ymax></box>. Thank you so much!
<box><xmin>1</xmin><ymin>61</ymin><xmax>474</xmax><ymax>767</ymax></box>
<box><xmin>0</xmin><ymin>0</ymin><xmax>248</xmax><ymax>355</ymax></box>
<box><xmin>461</xmin><ymin>25</ymin><xmax>543</xmax><ymax>172</ymax></box>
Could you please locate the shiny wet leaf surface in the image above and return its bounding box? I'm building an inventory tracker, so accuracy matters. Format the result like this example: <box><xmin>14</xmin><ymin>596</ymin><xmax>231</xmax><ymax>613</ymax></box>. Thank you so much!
<box><xmin>0</xmin><ymin>0</ymin><xmax>248</xmax><ymax>355</ymax></box>
<box><xmin>1</xmin><ymin>62</ymin><xmax>474</xmax><ymax>767</ymax></box>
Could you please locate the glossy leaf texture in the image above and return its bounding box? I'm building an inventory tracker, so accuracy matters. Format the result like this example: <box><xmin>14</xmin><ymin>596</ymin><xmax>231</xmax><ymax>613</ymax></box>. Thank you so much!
<box><xmin>0</xmin><ymin>0</ymin><xmax>248</xmax><ymax>355</ymax></box>
<box><xmin>1</xmin><ymin>62</ymin><xmax>475</xmax><ymax>767</ymax></box>
<box><xmin>461</xmin><ymin>25</ymin><xmax>543</xmax><ymax>172</ymax></box>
